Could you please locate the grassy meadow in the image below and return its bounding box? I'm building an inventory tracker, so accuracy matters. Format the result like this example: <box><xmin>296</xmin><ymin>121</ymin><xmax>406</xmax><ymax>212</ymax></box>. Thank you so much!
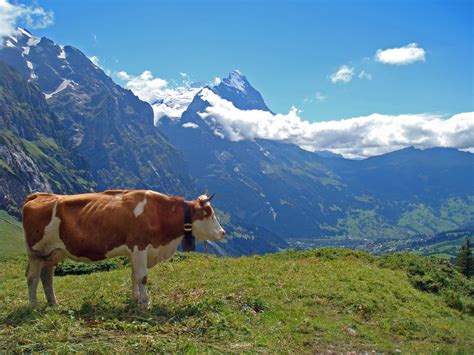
<box><xmin>0</xmin><ymin>249</ymin><xmax>472</xmax><ymax>352</ymax></box>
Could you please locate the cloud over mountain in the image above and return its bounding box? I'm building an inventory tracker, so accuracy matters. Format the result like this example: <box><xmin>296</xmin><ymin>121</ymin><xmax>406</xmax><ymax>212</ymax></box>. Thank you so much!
<box><xmin>117</xmin><ymin>69</ymin><xmax>472</xmax><ymax>159</ymax></box>
<box><xmin>197</xmin><ymin>88</ymin><xmax>474</xmax><ymax>159</ymax></box>
<box><xmin>0</xmin><ymin>0</ymin><xmax>53</xmax><ymax>39</ymax></box>
<box><xmin>116</xmin><ymin>70</ymin><xmax>202</xmax><ymax>123</ymax></box>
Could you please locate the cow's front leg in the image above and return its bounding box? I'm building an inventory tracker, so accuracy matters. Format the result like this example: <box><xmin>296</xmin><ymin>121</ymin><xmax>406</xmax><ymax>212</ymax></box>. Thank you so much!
<box><xmin>130</xmin><ymin>265</ymin><xmax>139</xmax><ymax>300</ymax></box>
<box><xmin>131</xmin><ymin>248</ymin><xmax>149</xmax><ymax>306</ymax></box>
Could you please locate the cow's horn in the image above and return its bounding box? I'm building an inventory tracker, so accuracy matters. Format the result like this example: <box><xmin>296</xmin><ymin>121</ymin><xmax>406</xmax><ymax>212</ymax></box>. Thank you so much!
<box><xmin>202</xmin><ymin>192</ymin><xmax>215</xmax><ymax>204</ymax></box>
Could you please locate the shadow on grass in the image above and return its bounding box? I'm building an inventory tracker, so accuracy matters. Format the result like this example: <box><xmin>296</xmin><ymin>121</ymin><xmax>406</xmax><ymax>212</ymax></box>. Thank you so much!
<box><xmin>1</xmin><ymin>305</ymin><xmax>46</xmax><ymax>326</ymax></box>
<box><xmin>2</xmin><ymin>298</ymin><xmax>225</xmax><ymax>327</ymax></box>
<box><xmin>74</xmin><ymin>298</ymin><xmax>224</xmax><ymax>325</ymax></box>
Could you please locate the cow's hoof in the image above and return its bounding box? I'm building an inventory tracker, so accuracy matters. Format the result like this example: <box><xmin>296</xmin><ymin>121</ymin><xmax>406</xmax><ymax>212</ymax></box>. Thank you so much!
<box><xmin>139</xmin><ymin>301</ymin><xmax>150</xmax><ymax>309</ymax></box>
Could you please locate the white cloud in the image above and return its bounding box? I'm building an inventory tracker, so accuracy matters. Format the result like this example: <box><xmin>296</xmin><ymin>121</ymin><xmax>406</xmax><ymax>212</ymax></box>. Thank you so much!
<box><xmin>196</xmin><ymin>88</ymin><xmax>474</xmax><ymax>159</ymax></box>
<box><xmin>358</xmin><ymin>70</ymin><xmax>372</xmax><ymax>80</ymax></box>
<box><xmin>330</xmin><ymin>65</ymin><xmax>354</xmax><ymax>83</ymax></box>
<box><xmin>116</xmin><ymin>70</ymin><xmax>202</xmax><ymax>123</ymax></box>
<box><xmin>0</xmin><ymin>0</ymin><xmax>54</xmax><ymax>39</ymax></box>
<box><xmin>315</xmin><ymin>91</ymin><xmax>327</xmax><ymax>102</ymax></box>
<box><xmin>375</xmin><ymin>43</ymin><xmax>426</xmax><ymax>65</ymax></box>
<box><xmin>89</xmin><ymin>55</ymin><xmax>101</xmax><ymax>68</ymax></box>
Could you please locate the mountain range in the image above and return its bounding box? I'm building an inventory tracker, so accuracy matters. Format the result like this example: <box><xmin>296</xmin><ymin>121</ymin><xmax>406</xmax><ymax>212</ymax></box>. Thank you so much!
<box><xmin>1</xmin><ymin>29</ymin><xmax>473</xmax><ymax>256</ymax></box>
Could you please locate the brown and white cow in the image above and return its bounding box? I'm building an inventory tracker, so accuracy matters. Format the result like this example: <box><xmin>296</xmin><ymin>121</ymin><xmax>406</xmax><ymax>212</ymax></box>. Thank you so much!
<box><xmin>22</xmin><ymin>190</ymin><xmax>225</xmax><ymax>307</ymax></box>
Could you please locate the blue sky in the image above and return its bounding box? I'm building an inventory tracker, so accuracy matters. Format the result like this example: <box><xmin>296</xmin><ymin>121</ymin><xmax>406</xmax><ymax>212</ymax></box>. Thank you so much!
<box><xmin>13</xmin><ymin>0</ymin><xmax>474</xmax><ymax>122</ymax></box>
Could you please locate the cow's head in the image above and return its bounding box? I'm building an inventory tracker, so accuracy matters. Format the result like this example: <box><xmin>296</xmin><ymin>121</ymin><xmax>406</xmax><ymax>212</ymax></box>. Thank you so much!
<box><xmin>191</xmin><ymin>193</ymin><xmax>226</xmax><ymax>241</ymax></box>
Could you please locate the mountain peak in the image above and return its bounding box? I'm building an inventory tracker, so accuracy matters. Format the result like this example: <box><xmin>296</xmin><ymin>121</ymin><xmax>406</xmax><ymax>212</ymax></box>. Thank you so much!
<box><xmin>212</xmin><ymin>70</ymin><xmax>271</xmax><ymax>112</ymax></box>
<box><xmin>220</xmin><ymin>70</ymin><xmax>248</xmax><ymax>92</ymax></box>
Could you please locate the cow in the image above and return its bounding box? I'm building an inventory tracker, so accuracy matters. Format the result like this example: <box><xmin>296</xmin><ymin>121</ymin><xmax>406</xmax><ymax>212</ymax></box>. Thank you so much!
<box><xmin>22</xmin><ymin>190</ymin><xmax>225</xmax><ymax>307</ymax></box>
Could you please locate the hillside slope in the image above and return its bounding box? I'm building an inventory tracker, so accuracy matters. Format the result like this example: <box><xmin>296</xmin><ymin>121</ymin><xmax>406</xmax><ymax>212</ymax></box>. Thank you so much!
<box><xmin>0</xmin><ymin>250</ymin><xmax>472</xmax><ymax>352</ymax></box>
<box><xmin>0</xmin><ymin>210</ymin><xmax>24</xmax><ymax>259</ymax></box>
<box><xmin>0</xmin><ymin>61</ymin><xmax>95</xmax><ymax>217</ymax></box>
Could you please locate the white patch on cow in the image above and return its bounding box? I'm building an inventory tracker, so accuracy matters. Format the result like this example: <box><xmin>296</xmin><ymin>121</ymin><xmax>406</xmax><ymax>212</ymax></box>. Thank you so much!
<box><xmin>31</xmin><ymin>202</ymin><xmax>66</xmax><ymax>256</ymax></box>
<box><xmin>113</xmin><ymin>193</ymin><xmax>124</xmax><ymax>201</ymax></box>
<box><xmin>133</xmin><ymin>196</ymin><xmax>148</xmax><ymax>217</ymax></box>
<box><xmin>30</xmin><ymin>200</ymin><xmax>93</xmax><ymax>263</ymax></box>
<box><xmin>105</xmin><ymin>244</ymin><xmax>132</xmax><ymax>258</ymax></box>
<box><xmin>146</xmin><ymin>238</ymin><xmax>183</xmax><ymax>268</ymax></box>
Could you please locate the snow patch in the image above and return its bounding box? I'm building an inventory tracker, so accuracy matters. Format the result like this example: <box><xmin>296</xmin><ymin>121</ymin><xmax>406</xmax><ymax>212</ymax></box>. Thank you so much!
<box><xmin>27</xmin><ymin>37</ymin><xmax>40</xmax><ymax>46</ymax></box>
<box><xmin>182</xmin><ymin>122</ymin><xmax>199</xmax><ymax>129</ymax></box>
<box><xmin>5</xmin><ymin>40</ymin><xmax>15</xmax><ymax>48</ymax></box>
<box><xmin>18</xmin><ymin>28</ymin><xmax>32</xmax><ymax>38</ymax></box>
<box><xmin>269</xmin><ymin>206</ymin><xmax>277</xmax><ymax>221</ymax></box>
<box><xmin>58</xmin><ymin>45</ymin><xmax>66</xmax><ymax>59</ymax></box>
<box><xmin>224</xmin><ymin>70</ymin><xmax>246</xmax><ymax>92</ymax></box>
<box><xmin>44</xmin><ymin>79</ymin><xmax>73</xmax><ymax>99</ymax></box>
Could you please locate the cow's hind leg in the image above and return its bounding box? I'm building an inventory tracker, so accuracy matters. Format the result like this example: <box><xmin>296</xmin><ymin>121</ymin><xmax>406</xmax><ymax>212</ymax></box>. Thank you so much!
<box><xmin>131</xmin><ymin>249</ymin><xmax>149</xmax><ymax>306</ymax></box>
<box><xmin>26</xmin><ymin>257</ymin><xmax>44</xmax><ymax>307</ymax></box>
<box><xmin>41</xmin><ymin>265</ymin><xmax>57</xmax><ymax>306</ymax></box>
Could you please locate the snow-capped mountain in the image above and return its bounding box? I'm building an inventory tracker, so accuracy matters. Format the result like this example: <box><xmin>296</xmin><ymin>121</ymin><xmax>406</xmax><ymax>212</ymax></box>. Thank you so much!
<box><xmin>1</xmin><ymin>29</ymin><xmax>473</xmax><ymax>250</ymax></box>
<box><xmin>212</xmin><ymin>70</ymin><xmax>271</xmax><ymax>111</ymax></box>
<box><xmin>159</xmin><ymin>70</ymin><xmax>474</xmax><ymax>240</ymax></box>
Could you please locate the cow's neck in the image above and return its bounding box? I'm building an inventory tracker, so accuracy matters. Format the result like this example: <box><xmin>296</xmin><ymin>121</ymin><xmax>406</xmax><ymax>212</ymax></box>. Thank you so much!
<box><xmin>158</xmin><ymin>197</ymin><xmax>190</xmax><ymax>244</ymax></box>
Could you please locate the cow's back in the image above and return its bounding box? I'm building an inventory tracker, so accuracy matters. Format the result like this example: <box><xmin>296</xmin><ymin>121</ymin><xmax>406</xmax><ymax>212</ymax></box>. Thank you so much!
<box><xmin>23</xmin><ymin>190</ymin><xmax>149</xmax><ymax>261</ymax></box>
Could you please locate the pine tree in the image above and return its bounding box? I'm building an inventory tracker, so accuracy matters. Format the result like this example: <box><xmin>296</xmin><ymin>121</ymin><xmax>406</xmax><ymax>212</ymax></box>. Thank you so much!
<box><xmin>455</xmin><ymin>238</ymin><xmax>473</xmax><ymax>278</ymax></box>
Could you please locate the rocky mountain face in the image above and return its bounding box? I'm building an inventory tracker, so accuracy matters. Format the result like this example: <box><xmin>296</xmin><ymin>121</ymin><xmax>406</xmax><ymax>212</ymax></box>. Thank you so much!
<box><xmin>0</xmin><ymin>29</ymin><xmax>193</xmax><ymax>196</ymax></box>
<box><xmin>159</xmin><ymin>71</ymin><xmax>474</xmax><ymax>244</ymax></box>
<box><xmin>0</xmin><ymin>61</ymin><xmax>94</xmax><ymax>217</ymax></box>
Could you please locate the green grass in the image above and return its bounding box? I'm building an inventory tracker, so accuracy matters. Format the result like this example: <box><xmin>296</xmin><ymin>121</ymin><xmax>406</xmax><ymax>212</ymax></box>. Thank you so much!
<box><xmin>0</xmin><ymin>210</ymin><xmax>24</xmax><ymax>260</ymax></box>
<box><xmin>0</xmin><ymin>249</ymin><xmax>472</xmax><ymax>352</ymax></box>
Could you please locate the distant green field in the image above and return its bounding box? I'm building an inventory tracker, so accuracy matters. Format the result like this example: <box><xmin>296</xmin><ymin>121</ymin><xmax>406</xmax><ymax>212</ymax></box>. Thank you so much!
<box><xmin>0</xmin><ymin>210</ymin><xmax>24</xmax><ymax>259</ymax></box>
<box><xmin>0</xmin><ymin>249</ymin><xmax>472</xmax><ymax>352</ymax></box>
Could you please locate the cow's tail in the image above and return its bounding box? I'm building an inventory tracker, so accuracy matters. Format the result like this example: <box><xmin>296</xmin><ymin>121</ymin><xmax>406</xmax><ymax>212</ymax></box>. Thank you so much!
<box><xmin>24</xmin><ymin>193</ymin><xmax>40</xmax><ymax>204</ymax></box>
<box><xmin>24</xmin><ymin>192</ymin><xmax>53</xmax><ymax>204</ymax></box>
